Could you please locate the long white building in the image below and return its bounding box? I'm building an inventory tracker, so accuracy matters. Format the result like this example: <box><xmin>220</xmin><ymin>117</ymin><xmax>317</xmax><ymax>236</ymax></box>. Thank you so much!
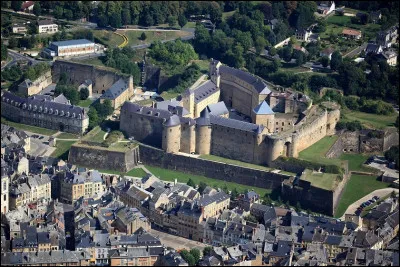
<box><xmin>43</xmin><ymin>39</ymin><xmax>95</xmax><ymax>58</ymax></box>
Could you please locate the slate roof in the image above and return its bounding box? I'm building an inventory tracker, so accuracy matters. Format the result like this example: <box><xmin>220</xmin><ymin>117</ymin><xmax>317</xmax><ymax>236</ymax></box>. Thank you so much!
<box><xmin>325</xmin><ymin>235</ymin><xmax>342</xmax><ymax>245</ymax></box>
<box><xmin>198</xmin><ymin>191</ymin><xmax>229</xmax><ymax>206</ymax></box>
<box><xmin>38</xmin><ymin>20</ymin><xmax>56</xmax><ymax>26</ymax></box>
<box><xmin>365</xmin><ymin>43</ymin><xmax>382</xmax><ymax>53</ymax></box>
<box><xmin>164</xmin><ymin>115</ymin><xmax>181</xmax><ymax>127</ymax></box>
<box><xmin>191</xmin><ymin>80</ymin><xmax>219</xmax><ymax>104</ymax></box>
<box><xmin>219</xmin><ymin>65</ymin><xmax>271</xmax><ymax>94</ymax></box>
<box><xmin>156</xmin><ymin>99</ymin><xmax>189</xmax><ymax>116</ymax></box>
<box><xmin>253</xmin><ymin>101</ymin><xmax>274</xmax><ymax>115</ymax></box>
<box><xmin>210</xmin><ymin>114</ymin><xmax>263</xmax><ymax>133</ymax></box>
<box><xmin>53</xmin><ymin>94</ymin><xmax>69</xmax><ymax>104</ymax></box>
<box><xmin>121</xmin><ymin>102</ymin><xmax>172</xmax><ymax>120</ymax></box>
<box><xmin>206</xmin><ymin>101</ymin><xmax>229</xmax><ymax>116</ymax></box>
<box><xmin>51</xmin><ymin>39</ymin><xmax>94</xmax><ymax>47</ymax></box>
<box><xmin>101</xmin><ymin>78</ymin><xmax>129</xmax><ymax>100</ymax></box>
<box><xmin>196</xmin><ymin>107</ymin><xmax>211</xmax><ymax>126</ymax></box>
<box><xmin>19</xmin><ymin>79</ymin><xmax>33</xmax><ymax>89</ymax></box>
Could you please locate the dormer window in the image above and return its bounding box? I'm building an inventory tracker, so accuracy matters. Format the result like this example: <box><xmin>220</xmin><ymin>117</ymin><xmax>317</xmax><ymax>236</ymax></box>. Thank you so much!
<box><xmin>39</xmin><ymin>106</ymin><xmax>42</xmax><ymax>112</ymax></box>
<box><xmin>23</xmin><ymin>104</ymin><xmax>27</xmax><ymax>109</ymax></box>
<box><xmin>49</xmin><ymin>108</ymin><xmax>53</xmax><ymax>114</ymax></box>
<box><xmin>78</xmin><ymin>114</ymin><xmax>81</xmax><ymax>119</ymax></box>
<box><xmin>55</xmin><ymin>109</ymin><xmax>58</xmax><ymax>115</ymax></box>
<box><xmin>60</xmin><ymin>110</ymin><xmax>64</xmax><ymax>116</ymax></box>
<box><xmin>66</xmin><ymin>111</ymin><xmax>70</xmax><ymax>117</ymax></box>
<box><xmin>28</xmin><ymin>104</ymin><xmax>32</xmax><ymax>110</ymax></box>
<box><xmin>72</xmin><ymin>113</ymin><xmax>76</xmax><ymax>118</ymax></box>
<box><xmin>44</xmin><ymin>107</ymin><xmax>48</xmax><ymax>113</ymax></box>
<box><xmin>33</xmin><ymin>105</ymin><xmax>37</xmax><ymax>111</ymax></box>
<box><xmin>10</xmin><ymin>100</ymin><xmax>14</xmax><ymax>104</ymax></box>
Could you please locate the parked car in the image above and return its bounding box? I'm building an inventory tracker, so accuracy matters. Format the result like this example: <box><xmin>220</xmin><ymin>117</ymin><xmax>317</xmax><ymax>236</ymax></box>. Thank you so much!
<box><xmin>355</xmin><ymin>210</ymin><xmax>361</xmax><ymax>216</ymax></box>
<box><xmin>373</xmin><ymin>196</ymin><xmax>379</xmax><ymax>200</ymax></box>
<box><xmin>370</xmin><ymin>199</ymin><xmax>376</xmax><ymax>203</ymax></box>
<box><xmin>32</xmin><ymin>134</ymin><xmax>39</xmax><ymax>138</ymax></box>
<box><xmin>39</xmin><ymin>136</ymin><xmax>44</xmax><ymax>140</ymax></box>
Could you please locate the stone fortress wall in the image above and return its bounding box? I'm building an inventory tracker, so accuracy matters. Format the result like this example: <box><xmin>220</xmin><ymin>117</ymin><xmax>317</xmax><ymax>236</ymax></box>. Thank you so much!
<box><xmin>119</xmin><ymin>59</ymin><xmax>340</xmax><ymax>167</ymax></box>
<box><xmin>52</xmin><ymin>60</ymin><xmax>127</xmax><ymax>94</ymax></box>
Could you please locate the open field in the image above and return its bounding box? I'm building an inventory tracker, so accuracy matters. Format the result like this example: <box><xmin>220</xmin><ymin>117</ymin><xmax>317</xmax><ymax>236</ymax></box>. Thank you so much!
<box><xmin>339</xmin><ymin>153</ymin><xmax>380</xmax><ymax>173</ymax></box>
<box><xmin>119</xmin><ymin>30</ymin><xmax>192</xmax><ymax>46</ymax></box>
<box><xmin>222</xmin><ymin>10</ymin><xmax>236</xmax><ymax>21</ymax></box>
<box><xmin>144</xmin><ymin>165</ymin><xmax>272</xmax><ymax>197</ymax></box>
<box><xmin>323</xmin><ymin>15</ymin><xmax>381</xmax><ymax>40</ymax></box>
<box><xmin>50</xmin><ymin>140</ymin><xmax>76</xmax><ymax>160</ymax></box>
<box><xmin>83</xmin><ymin>126</ymin><xmax>107</xmax><ymax>143</ymax></box>
<box><xmin>341</xmin><ymin>110</ymin><xmax>397</xmax><ymax>129</ymax></box>
<box><xmin>1</xmin><ymin>117</ymin><xmax>58</xmax><ymax>136</ymax></box>
<box><xmin>298</xmin><ymin>135</ymin><xmax>345</xmax><ymax>167</ymax></box>
<box><xmin>334</xmin><ymin>174</ymin><xmax>391</xmax><ymax>217</ymax></box>
<box><xmin>301</xmin><ymin>169</ymin><xmax>340</xmax><ymax>191</ymax></box>
<box><xmin>93</xmin><ymin>30</ymin><xmax>125</xmax><ymax>48</ymax></box>
<box><xmin>56</xmin><ymin>132</ymin><xmax>79</xmax><ymax>139</ymax></box>
<box><xmin>190</xmin><ymin>59</ymin><xmax>211</xmax><ymax>73</ymax></box>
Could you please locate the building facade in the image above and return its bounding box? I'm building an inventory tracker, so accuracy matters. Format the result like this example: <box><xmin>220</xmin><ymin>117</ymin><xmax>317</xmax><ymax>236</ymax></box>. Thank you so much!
<box><xmin>38</xmin><ymin>20</ymin><xmax>58</xmax><ymax>34</ymax></box>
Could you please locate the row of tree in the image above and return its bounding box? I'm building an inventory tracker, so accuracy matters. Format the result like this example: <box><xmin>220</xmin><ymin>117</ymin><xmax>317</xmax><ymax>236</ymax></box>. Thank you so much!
<box><xmin>103</xmin><ymin>47</ymin><xmax>140</xmax><ymax>85</ymax></box>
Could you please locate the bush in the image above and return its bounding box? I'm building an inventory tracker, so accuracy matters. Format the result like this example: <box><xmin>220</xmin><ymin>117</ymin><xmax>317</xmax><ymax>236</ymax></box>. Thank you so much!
<box><xmin>80</xmin><ymin>87</ymin><xmax>89</xmax><ymax>100</ymax></box>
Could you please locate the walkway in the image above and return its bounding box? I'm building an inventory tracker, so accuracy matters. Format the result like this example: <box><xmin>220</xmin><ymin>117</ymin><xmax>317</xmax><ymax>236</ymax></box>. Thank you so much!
<box><xmin>339</xmin><ymin>188</ymin><xmax>399</xmax><ymax>220</ymax></box>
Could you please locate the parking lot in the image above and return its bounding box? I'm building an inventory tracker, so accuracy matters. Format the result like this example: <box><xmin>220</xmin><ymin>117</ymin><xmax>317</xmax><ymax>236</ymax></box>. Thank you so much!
<box><xmin>148</xmin><ymin>228</ymin><xmax>208</xmax><ymax>251</ymax></box>
<box><xmin>26</xmin><ymin>132</ymin><xmax>55</xmax><ymax>157</ymax></box>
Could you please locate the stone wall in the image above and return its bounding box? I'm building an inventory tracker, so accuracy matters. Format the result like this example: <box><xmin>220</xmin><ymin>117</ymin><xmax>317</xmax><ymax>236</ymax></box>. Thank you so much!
<box><xmin>52</xmin><ymin>60</ymin><xmax>126</xmax><ymax>94</ymax></box>
<box><xmin>383</xmin><ymin>128</ymin><xmax>399</xmax><ymax>151</ymax></box>
<box><xmin>138</xmin><ymin>144</ymin><xmax>292</xmax><ymax>190</ymax></box>
<box><xmin>68</xmin><ymin>143</ymin><xmax>139</xmax><ymax>172</ymax></box>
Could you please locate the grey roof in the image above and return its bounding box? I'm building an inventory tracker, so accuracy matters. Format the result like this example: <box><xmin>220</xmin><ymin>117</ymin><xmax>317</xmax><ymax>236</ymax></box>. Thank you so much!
<box><xmin>219</xmin><ymin>65</ymin><xmax>270</xmax><ymax>94</ymax></box>
<box><xmin>156</xmin><ymin>99</ymin><xmax>189</xmax><ymax>116</ymax></box>
<box><xmin>365</xmin><ymin>43</ymin><xmax>382</xmax><ymax>53</ymax></box>
<box><xmin>38</xmin><ymin>20</ymin><xmax>56</xmax><ymax>26</ymax></box>
<box><xmin>121</xmin><ymin>102</ymin><xmax>172</xmax><ymax>120</ymax></box>
<box><xmin>191</xmin><ymin>80</ymin><xmax>219</xmax><ymax>103</ymax></box>
<box><xmin>164</xmin><ymin>114</ymin><xmax>181</xmax><ymax>127</ymax></box>
<box><xmin>253</xmin><ymin>101</ymin><xmax>274</xmax><ymax>115</ymax></box>
<box><xmin>196</xmin><ymin>107</ymin><xmax>211</xmax><ymax>126</ymax></box>
<box><xmin>51</xmin><ymin>39</ymin><xmax>94</xmax><ymax>47</ymax></box>
<box><xmin>198</xmin><ymin>191</ymin><xmax>229</xmax><ymax>206</ymax></box>
<box><xmin>325</xmin><ymin>235</ymin><xmax>342</xmax><ymax>245</ymax></box>
<box><xmin>19</xmin><ymin>79</ymin><xmax>33</xmax><ymax>88</ymax></box>
<box><xmin>101</xmin><ymin>78</ymin><xmax>129</xmax><ymax>100</ymax></box>
<box><xmin>206</xmin><ymin>101</ymin><xmax>229</xmax><ymax>116</ymax></box>
<box><xmin>53</xmin><ymin>94</ymin><xmax>69</xmax><ymax>104</ymax></box>
<box><xmin>210</xmin><ymin>114</ymin><xmax>264</xmax><ymax>133</ymax></box>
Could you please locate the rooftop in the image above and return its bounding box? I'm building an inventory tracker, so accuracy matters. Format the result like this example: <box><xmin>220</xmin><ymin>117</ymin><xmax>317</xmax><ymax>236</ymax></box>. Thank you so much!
<box><xmin>51</xmin><ymin>39</ymin><xmax>94</xmax><ymax>47</ymax></box>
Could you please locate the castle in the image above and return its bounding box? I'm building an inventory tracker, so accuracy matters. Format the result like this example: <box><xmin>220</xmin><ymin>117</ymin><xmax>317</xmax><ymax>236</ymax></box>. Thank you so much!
<box><xmin>120</xmin><ymin>59</ymin><xmax>340</xmax><ymax>166</ymax></box>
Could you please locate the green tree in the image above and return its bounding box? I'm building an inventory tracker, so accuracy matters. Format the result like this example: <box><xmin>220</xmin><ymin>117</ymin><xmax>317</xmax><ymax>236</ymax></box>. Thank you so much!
<box><xmin>208</xmin><ymin>2</ymin><xmax>222</xmax><ymax>24</ymax></box>
<box><xmin>11</xmin><ymin>1</ymin><xmax>22</xmax><ymax>11</ymax></box>
<box><xmin>33</xmin><ymin>2</ymin><xmax>42</xmax><ymax>16</ymax></box>
<box><xmin>281</xmin><ymin>45</ymin><xmax>293</xmax><ymax>62</ymax></box>
<box><xmin>230</xmin><ymin>187</ymin><xmax>239</xmax><ymax>200</ymax></box>
<box><xmin>198</xmin><ymin>182</ymin><xmax>207</xmax><ymax>194</ymax></box>
<box><xmin>395</xmin><ymin>116</ymin><xmax>399</xmax><ymax>129</ymax></box>
<box><xmin>102</xmin><ymin>99</ymin><xmax>113</xmax><ymax>116</ymax></box>
<box><xmin>64</xmin><ymin>9</ymin><xmax>74</xmax><ymax>21</ymax></box>
<box><xmin>88</xmin><ymin>107</ymin><xmax>99</xmax><ymax>129</ymax></box>
<box><xmin>189</xmin><ymin>248</ymin><xmax>201</xmax><ymax>264</ymax></box>
<box><xmin>53</xmin><ymin>6</ymin><xmax>64</xmax><ymax>19</ymax></box>
<box><xmin>8</xmin><ymin>36</ymin><xmax>18</xmax><ymax>49</ymax></box>
<box><xmin>167</xmin><ymin>16</ymin><xmax>177</xmax><ymax>28</ymax></box>
<box><xmin>203</xmin><ymin>246</ymin><xmax>213</xmax><ymax>257</ymax></box>
<box><xmin>140</xmin><ymin>32</ymin><xmax>147</xmax><ymax>40</ymax></box>
<box><xmin>1</xmin><ymin>43</ymin><xmax>8</xmax><ymax>60</ymax></box>
<box><xmin>178</xmin><ymin>14</ymin><xmax>188</xmax><ymax>28</ymax></box>
<box><xmin>269</xmin><ymin>47</ymin><xmax>277</xmax><ymax>56</ymax></box>
<box><xmin>24</xmin><ymin>67</ymin><xmax>36</xmax><ymax>80</ymax></box>
<box><xmin>80</xmin><ymin>87</ymin><xmax>89</xmax><ymax>100</ymax></box>
<box><xmin>180</xmin><ymin>250</ymin><xmax>196</xmax><ymax>266</ymax></box>
<box><xmin>109</xmin><ymin>11</ymin><xmax>122</xmax><ymax>28</ymax></box>
<box><xmin>187</xmin><ymin>178</ymin><xmax>195</xmax><ymax>188</ymax></box>
<box><xmin>320</xmin><ymin>56</ymin><xmax>330</xmax><ymax>67</ymax></box>
<box><xmin>122</xmin><ymin>9</ymin><xmax>131</xmax><ymax>26</ymax></box>
<box><xmin>330</xmin><ymin>51</ymin><xmax>342</xmax><ymax>71</ymax></box>
<box><xmin>293</xmin><ymin>50</ymin><xmax>305</xmax><ymax>66</ymax></box>
<box><xmin>255</xmin><ymin>36</ymin><xmax>266</xmax><ymax>54</ymax></box>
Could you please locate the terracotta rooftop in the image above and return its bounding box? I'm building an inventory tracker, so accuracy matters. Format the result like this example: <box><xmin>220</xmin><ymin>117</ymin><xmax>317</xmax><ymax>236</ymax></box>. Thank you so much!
<box><xmin>342</xmin><ymin>29</ymin><xmax>362</xmax><ymax>36</ymax></box>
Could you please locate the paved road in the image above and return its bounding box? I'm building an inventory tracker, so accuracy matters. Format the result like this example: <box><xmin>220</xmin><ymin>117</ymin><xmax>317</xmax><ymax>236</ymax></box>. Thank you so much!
<box><xmin>2</xmin><ymin>50</ymin><xmax>51</xmax><ymax>70</ymax></box>
<box><xmin>148</xmin><ymin>228</ymin><xmax>208</xmax><ymax>251</ymax></box>
<box><xmin>339</xmin><ymin>188</ymin><xmax>399</xmax><ymax>220</ymax></box>
<box><xmin>343</xmin><ymin>42</ymin><xmax>368</xmax><ymax>58</ymax></box>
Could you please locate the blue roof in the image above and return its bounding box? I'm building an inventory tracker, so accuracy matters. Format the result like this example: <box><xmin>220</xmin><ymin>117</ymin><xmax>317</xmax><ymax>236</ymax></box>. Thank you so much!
<box><xmin>51</xmin><ymin>39</ymin><xmax>94</xmax><ymax>47</ymax></box>
<box><xmin>253</xmin><ymin>101</ymin><xmax>274</xmax><ymax>115</ymax></box>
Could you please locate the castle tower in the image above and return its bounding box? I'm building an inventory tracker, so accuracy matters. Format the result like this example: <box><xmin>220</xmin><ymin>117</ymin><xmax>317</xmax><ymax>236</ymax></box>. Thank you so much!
<box><xmin>195</xmin><ymin>108</ymin><xmax>212</xmax><ymax>155</ymax></box>
<box><xmin>252</xmin><ymin>125</ymin><xmax>267</xmax><ymax>165</ymax></box>
<box><xmin>182</xmin><ymin>89</ymin><xmax>195</xmax><ymax>118</ymax></box>
<box><xmin>180</xmin><ymin>119</ymin><xmax>196</xmax><ymax>154</ymax></box>
<box><xmin>252</xmin><ymin>101</ymin><xmax>275</xmax><ymax>133</ymax></box>
<box><xmin>209</xmin><ymin>58</ymin><xmax>221</xmax><ymax>88</ymax></box>
<box><xmin>162</xmin><ymin>115</ymin><xmax>181</xmax><ymax>153</ymax></box>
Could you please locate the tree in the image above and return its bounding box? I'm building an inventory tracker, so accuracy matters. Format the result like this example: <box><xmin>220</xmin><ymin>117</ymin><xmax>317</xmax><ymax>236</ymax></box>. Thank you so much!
<box><xmin>203</xmin><ymin>246</ymin><xmax>213</xmax><ymax>257</ymax></box>
<box><xmin>189</xmin><ymin>248</ymin><xmax>201</xmax><ymax>264</ymax></box>
<box><xmin>102</xmin><ymin>99</ymin><xmax>113</xmax><ymax>117</ymax></box>
<box><xmin>11</xmin><ymin>1</ymin><xmax>22</xmax><ymax>11</ymax></box>
<box><xmin>330</xmin><ymin>51</ymin><xmax>343</xmax><ymax>71</ymax></box>
<box><xmin>140</xmin><ymin>32</ymin><xmax>147</xmax><ymax>41</ymax></box>
<box><xmin>320</xmin><ymin>56</ymin><xmax>330</xmax><ymax>67</ymax></box>
<box><xmin>122</xmin><ymin>9</ymin><xmax>132</xmax><ymax>26</ymax></box>
<box><xmin>281</xmin><ymin>45</ymin><xmax>293</xmax><ymax>62</ymax></box>
<box><xmin>24</xmin><ymin>67</ymin><xmax>36</xmax><ymax>81</ymax></box>
<box><xmin>88</xmin><ymin>107</ymin><xmax>99</xmax><ymax>129</ymax></box>
<box><xmin>8</xmin><ymin>36</ymin><xmax>18</xmax><ymax>49</ymax></box>
<box><xmin>33</xmin><ymin>3</ymin><xmax>41</xmax><ymax>16</ymax></box>
<box><xmin>198</xmin><ymin>182</ymin><xmax>207</xmax><ymax>194</ymax></box>
<box><xmin>396</xmin><ymin>116</ymin><xmax>399</xmax><ymax>129</ymax></box>
<box><xmin>269</xmin><ymin>47</ymin><xmax>277</xmax><ymax>56</ymax></box>
<box><xmin>97</xmin><ymin>14</ymin><xmax>109</xmax><ymax>27</ymax></box>
<box><xmin>180</xmin><ymin>250</ymin><xmax>196</xmax><ymax>266</ymax></box>
<box><xmin>293</xmin><ymin>50</ymin><xmax>305</xmax><ymax>66</ymax></box>
<box><xmin>1</xmin><ymin>43</ymin><xmax>7</xmax><ymax>61</ymax></box>
<box><xmin>109</xmin><ymin>12</ymin><xmax>122</xmax><ymax>28</ymax></box>
<box><xmin>244</xmin><ymin>214</ymin><xmax>258</xmax><ymax>223</ymax></box>
<box><xmin>64</xmin><ymin>9</ymin><xmax>74</xmax><ymax>21</ymax></box>
<box><xmin>167</xmin><ymin>16</ymin><xmax>177</xmax><ymax>28</ymax></box>
<box><xmin>80</xmin><ymin>87</ymin><xmax>89</xmax><ymax>100</ymax></box>
<box><xmin>53</xmin><ymin>6</ymin><xmax>64</xmax><ymax>19</ymax></box>
<box><xmin>255</xmin><ymin>36</ymin><xmax>267</xmax><ymax>55</ymax></box>
<box><xmin>178</xmin><ymin>14</ymin><xmax>187</xmax><ymax>28</ymax></box>
<box><xmin>208</xmin><ymin>2</ymin><xmax>222</xmax><ymax>24</ymax></box>
<box><xmin>230</xmin><ymin>187</ymin><xmax>239</xmax><ymax>200</ymax></box>
<box><xmin>187</xmin><ymin>178</ymin><xmax>195</xmax><ymax>188</ymax></box>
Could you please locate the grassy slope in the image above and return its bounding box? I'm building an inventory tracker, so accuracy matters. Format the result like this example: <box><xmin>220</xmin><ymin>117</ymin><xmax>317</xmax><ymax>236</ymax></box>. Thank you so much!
<box><xmin>341</xmin><ymin>110</ymin><xmax>397</xmax><ymax>129</ymax></box>
<box><xmin>121</xmin><ymin>30</ymin><xmax>191</xmax><ymax>46</ymax></box>
<box><xmin>50</xmin><ymin>140</ymin><xmax>76</xmax><ymax>160</ymax></box>
<box><xmin>334</xmin><ymin>174</ymin><xmax>391</xmax><ymax>217</ymax></box>
<box><xmin>77</xmin><ymin>99</ymin><xmax>94</xmax><ymax>108</ymax></box>
<box><xmin>339</xmin><ymin>153</ymin><xmax>379</xmax><ymax>173</ymax></box>
<box><xmin>301</xmin><ymin>169</ymin><xmax>339</xmax><ymax>191</ymax></box>
<box><xmin>144</xmin><ymin>165</ymin><xmax>272</xmax><ymax>197</ymax></box>
<box><xmin>93</xmin><ymin>30</ymin><xmax>125</xmax><ymax>48</ymax></box>
<box><xmin>298</xmin><ymin>135</ymin><xmax>344</xmax><ymax>167</ymax></box>
<box><xmin>56</xmin><ymin>132</ymin><xmax>79</xmax><ymax>139</ymax></box>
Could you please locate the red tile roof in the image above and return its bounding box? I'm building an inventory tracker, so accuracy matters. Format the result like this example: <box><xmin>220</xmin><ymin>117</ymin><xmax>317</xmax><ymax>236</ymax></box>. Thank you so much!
<box><xmin>342</xmin><ymin>28</ymin><xmax>362</xmax><ymax>36</ymax></box>
<box><xmin>22</xmin><ymin>1</ymin><xmax>34</xmax><ymax>10</ymax></box>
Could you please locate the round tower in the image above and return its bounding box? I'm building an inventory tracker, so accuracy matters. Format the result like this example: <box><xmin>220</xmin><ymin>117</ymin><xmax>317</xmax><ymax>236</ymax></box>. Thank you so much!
<box><xmin>162</xmin><ymin>115</ymin><xmax>181</xmax><ymax>153</ymax></box>
<box><xmin>195</xmin><ymin>108</ymin><xmax>212</xmax><ymax>155</ymax></box>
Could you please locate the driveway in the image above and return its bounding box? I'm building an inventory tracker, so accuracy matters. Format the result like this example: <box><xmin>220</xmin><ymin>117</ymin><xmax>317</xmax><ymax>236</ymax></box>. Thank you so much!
<box><xmin>25</xmin><ymin>131</ymin><xmax>55</xmax><ymax>157</ymax></box>
<box><xmin>339</xmin><ymin>188</ymin><xmax>399</xmax><ymax>220</ymax></box>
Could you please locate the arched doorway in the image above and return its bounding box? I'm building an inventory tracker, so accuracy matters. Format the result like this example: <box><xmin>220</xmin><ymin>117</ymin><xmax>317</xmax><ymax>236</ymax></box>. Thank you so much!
<box><xmin>283</xmin><ymin>142</ymin><xmax>291</xmax><ymax>157</ymax></box>
<box><xmin>58</xmin><ymin>122</ymin><xmax>65</xmax><ymax>131</ymax></box>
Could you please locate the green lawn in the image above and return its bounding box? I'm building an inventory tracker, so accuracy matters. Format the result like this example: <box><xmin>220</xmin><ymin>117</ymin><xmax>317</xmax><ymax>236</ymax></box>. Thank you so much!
<box><xmin>334</xmin><ymin>174</ymin><xmax>391</xmax><ymax>217</ymax></box>
<box><xmin>50</xmin><ymin>140</ymin><xmax>77</xmax><ymax>160</ymax></box>
<box><xmin>121</xmin><ymin>30</ymin><xmax>192</xmax><ymax>46</ymax></box>
<box><xmin>301</xmin><ymin>169</ymin><xmax>340</xmax><ymax>191</ymax></box>
<box><xmin>56</xmin><ymin>132</ymin><xmax>79</xmax><ymax>139</ymax></box>
<box><xmin>183</xmin><ymin>21</ymin><xmax>196</xmax><ymax>28</ymax></box>
<box><xmin>339</xmin><ymin>153</ymin><xmax>379</xmax><ymax>173</ymax></box>
<box><xmin>222</xmin><ymin>10</ymin><xmax>236</xmax><ymax>21</ymax></box>
<box><xmin>1</xmin><ymin>117</ymin><xmax>58</xmax><ymax>136</ymax></box>
<box><xmin>190</xmin><ymin>60</ymin><xmax>210</xmax><ymax>73</ymax></box>
<box><xmin>126</xmin><ymin>167</ymin><xmax>148</xmax><ymax>177</ymax></box>
<box><xmin>77</xmin><ymin>99</ymin><xmax>94</xmax><ymax>108</ymax></box>
<box><xmin>341</xmin><ymin>110</ymin><xmax>397</xmax><ymax>129</ymax></box>
<box><xmin>298</xmin><ymin>135</ymin><xmax>345</xmax><ymax>167</ymax></box>
<box><xmin>144</xmin><ymin>165</ymin><xmax>272</xmax><ymax>197</ymax></box>
<box><xmin>93</xmin><ymin>30</ymin><xmax>125</xmax><ymax>48</ymax></box>
<box><xmin>324</xmin><ymin>15</ymin><xmax>381</xmax><ymax>40</ymax></box>
<box><xmin>83</xmin><ymin>126</ymin><xmax>107</xmax><ymax>143</ymax></box>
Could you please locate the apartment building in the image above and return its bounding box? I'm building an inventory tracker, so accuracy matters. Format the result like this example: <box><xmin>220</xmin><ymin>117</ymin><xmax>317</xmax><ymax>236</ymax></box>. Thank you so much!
<box><xmin>38</xmin><ymin>20</ymin><xmax>58</xmax><ymax>34</ymax></box>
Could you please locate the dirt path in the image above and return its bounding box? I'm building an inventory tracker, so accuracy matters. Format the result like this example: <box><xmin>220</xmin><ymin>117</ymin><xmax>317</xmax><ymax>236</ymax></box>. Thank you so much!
<box><xmin>339</xmin><ymin>188</ymin><xmax>398</xmax><ymax>220</ymax></box>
